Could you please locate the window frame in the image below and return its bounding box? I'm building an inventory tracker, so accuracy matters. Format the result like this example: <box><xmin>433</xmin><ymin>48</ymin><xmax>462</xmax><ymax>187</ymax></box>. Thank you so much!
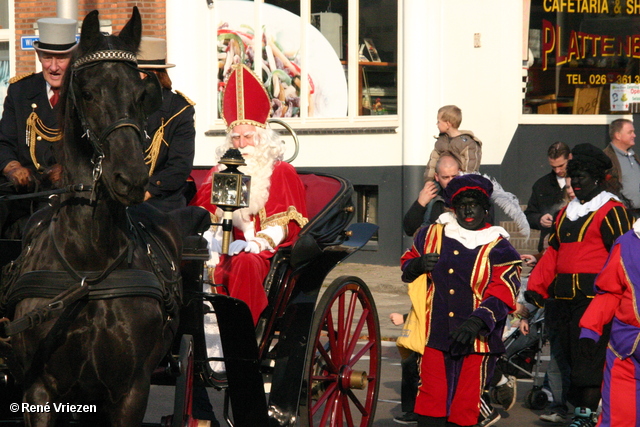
<box><xmin>213</xmin><ymin>0</ymin><xmax>400</xmax><ymax>130</ymax></box>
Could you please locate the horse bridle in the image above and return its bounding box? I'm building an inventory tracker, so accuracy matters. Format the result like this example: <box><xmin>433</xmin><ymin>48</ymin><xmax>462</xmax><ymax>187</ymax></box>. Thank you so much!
<box><xmin>68</xmin><ymin>49</ymin><xmax>154</xmax><ymax>193</ymax></box>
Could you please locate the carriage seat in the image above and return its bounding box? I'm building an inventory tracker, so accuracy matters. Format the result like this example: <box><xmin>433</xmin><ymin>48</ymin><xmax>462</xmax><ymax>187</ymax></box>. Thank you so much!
<box><xmin>289</xmin><ymin>172</ymin><xmax>355</xmax><ymax>269</ymax></box>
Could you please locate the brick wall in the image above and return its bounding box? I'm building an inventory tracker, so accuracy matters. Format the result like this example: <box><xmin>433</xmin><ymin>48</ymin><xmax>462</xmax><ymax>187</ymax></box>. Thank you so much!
<box><xmin>13</xmin><ymin>0</ymin><xmax>166</xmax><ymax>75</ymax></box>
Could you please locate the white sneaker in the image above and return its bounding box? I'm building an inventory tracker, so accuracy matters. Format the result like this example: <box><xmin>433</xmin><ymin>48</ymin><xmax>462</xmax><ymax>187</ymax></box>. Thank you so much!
<box><xmin>540</xmin><ymin>412</ymin><xmax>567</xmax><ymax>423</ymax></box>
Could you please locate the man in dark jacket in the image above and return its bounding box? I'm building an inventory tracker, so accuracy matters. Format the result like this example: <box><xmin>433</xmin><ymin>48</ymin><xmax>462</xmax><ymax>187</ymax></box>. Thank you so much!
<box><xmin>0</xmin><ymin>17</ymin><xmax>77</xmax><ymax>238</ymax></box>
<box><xmin>137</xmin><ymin>37</ymin><xmax>196</xmax><ymax>212</ymax></box>
<box><xmin>524</xmin><ymin>141</ymin><xmax>571</xmax><ymax>253</ymax></box>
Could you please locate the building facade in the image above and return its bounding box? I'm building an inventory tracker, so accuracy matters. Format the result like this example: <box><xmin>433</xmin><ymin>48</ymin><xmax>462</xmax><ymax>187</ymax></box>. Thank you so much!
<box><xmin>1</xmin><ymin>0</ymin><xmax>633</xmax><ymax>264</ymax></box>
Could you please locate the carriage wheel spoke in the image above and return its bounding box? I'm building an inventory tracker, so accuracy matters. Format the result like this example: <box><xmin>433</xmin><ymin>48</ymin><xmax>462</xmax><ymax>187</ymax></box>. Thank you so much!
<box><xmin>345</xmin><ymin>307</ymin><xmax>369</xmax><ymax>360</ymax></box>
<box><xmin>349</xmin><ymin>340</ymin><xmax>375</xmax><ymax>368</ymax></box>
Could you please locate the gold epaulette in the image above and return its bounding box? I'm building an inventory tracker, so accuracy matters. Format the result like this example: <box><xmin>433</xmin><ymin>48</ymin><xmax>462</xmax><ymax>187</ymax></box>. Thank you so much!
<box><xmin>175</xmin><ymin>90</ymin><xmax>196</xmax><ymax>106</ymax></box>
<box><xmin>9</xmin><ymin>72</ymin><xmax>35</xmax><ymax>84</ymax></box>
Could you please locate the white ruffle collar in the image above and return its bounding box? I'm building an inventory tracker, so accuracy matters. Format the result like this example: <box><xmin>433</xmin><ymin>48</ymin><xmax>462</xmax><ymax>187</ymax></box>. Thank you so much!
<box><xmin>633</xmin><ymin>218</ymin><xmax>640</xmax><ymax>239</ymax></box>
<box><xmin>436</xmin><ymin>212</ymin><xmax>510</xmax><ymax>249</ymax></box>
<box><xmin>565</xmin><ymin>191</ymin><xmax>619</xmax><ymax>221</ymax></box>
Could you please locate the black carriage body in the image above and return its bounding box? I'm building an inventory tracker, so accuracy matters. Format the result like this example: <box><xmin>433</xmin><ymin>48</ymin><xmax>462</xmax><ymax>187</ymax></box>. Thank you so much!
<box><xmin>181</xmin><ymin>172</ymin><xmax>380</xmax><ymax>427</ymax></box>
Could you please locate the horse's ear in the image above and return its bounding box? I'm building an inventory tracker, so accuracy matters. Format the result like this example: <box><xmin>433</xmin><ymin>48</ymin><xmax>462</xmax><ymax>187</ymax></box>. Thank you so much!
<box><xmin>118</xmin><ymin>6</ymin><xmax>142</xmax><ymax>51</ymax></box>
<box><xmin>78</xmin><ymin>10</ymin><xmax>101</xmax><ymax>52</ymax></box>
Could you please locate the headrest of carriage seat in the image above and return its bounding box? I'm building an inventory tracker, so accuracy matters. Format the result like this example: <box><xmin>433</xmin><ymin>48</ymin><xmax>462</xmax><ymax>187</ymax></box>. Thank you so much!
<box><xmin>168</xmin><ymin>206</ymin><xmax>212</xmax><ymax>238</ymax></box>
<box><xmin>182</xmin><ymin>235</ymin><xmax>209</xmax><ymax>261</ymax></box>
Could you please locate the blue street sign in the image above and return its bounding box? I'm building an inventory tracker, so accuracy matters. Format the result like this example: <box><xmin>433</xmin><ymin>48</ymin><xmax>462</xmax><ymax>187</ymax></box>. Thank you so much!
<box><xmin>20</xmin><ymin>35</ymin><xmax>80</xmax><ymax>51</ymax></box>
<box><xmin>20</xmin><ymin>36</ymin><xmax>38</xmax><ymax>50</ymax></box>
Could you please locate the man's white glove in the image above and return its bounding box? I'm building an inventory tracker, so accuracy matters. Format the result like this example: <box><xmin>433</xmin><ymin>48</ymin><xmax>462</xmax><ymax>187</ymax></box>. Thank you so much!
<box><xmin>228</xmin><ymin>240</ymin><xmax>248</xmax><ymax>255</ymax></box>
<box><xmin>243</xmin><ymin>240</ymin><xmax>261</xmax><ymax>254</ymax></box>
<box><xmin>228</xmin><ymin>239</ymin><xmax>264</xmax><ymax>255</ymax></box>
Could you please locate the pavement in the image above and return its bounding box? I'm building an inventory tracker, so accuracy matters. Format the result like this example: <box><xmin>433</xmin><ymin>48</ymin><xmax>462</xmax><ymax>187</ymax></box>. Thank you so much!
<box><xmin>323</xmin><ymin>262</ymin><xmax>409</xmax><ymax>340</ymax></box>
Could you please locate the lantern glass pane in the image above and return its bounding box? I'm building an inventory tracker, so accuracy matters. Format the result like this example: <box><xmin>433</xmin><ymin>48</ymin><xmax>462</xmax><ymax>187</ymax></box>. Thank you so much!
<box><xmin>212</xmin><ymin>173</ymin><xmax>240</xmax><ymax>207</ymax></box>
<box><xmin>240</xmin><ymin>175</ymin><xmax>251</xmax><ymax>208</ymax></box>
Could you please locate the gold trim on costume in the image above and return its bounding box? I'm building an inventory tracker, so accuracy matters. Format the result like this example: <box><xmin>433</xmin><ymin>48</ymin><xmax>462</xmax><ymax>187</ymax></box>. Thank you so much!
<box><xmin>144</xmin><ymin>104</ymin><xmax>192</xmax><ymax>176</ymax></box>
<box><xmin>261</xmin><ymin>206</ymin><xmax>309</xmax><ymax>229</ymax></box>
<box><xmin>26</xmin><ymin>111</ymin><xmax>62</xmax><ymax>171</ymax></box>
<box><xmin>9</xmin><ymin>72</ymin><xmax>34</xmax><ymax>84</ymax></box>
<box><xmin>236</xmin><ymin>64</ymin><xmax>244</xmax><ymax>123</ymax></box>
<box><xmin>256</xmin><ymin>233</ymin><xmax>276</xmax><ymax>249</ymax></box>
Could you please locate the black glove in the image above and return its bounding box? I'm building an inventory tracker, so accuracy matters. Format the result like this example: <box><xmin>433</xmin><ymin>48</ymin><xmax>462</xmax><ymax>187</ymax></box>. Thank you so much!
<box><xmin>403</xmin><ymin>253</ymin><xmax>439</xmax><ymax>281</ymax></box>
<box><xmin>578</xmin><ymin>337</ymin><xmax>598</xmax><ymax>359</ymax></box>
<box><xmin>449</xmin><ymin>316</ymin><xmax>485</xmax><ymax>355</ymax></box>
<box><xmin>524</xmin><ymin>290</ymin><xmax>545</xmax><ymax>309</ymax></box>
<box><xmin>420</xmin><ymin>253</ymin><xmax>439</xmax><ymax>272</ymax></box>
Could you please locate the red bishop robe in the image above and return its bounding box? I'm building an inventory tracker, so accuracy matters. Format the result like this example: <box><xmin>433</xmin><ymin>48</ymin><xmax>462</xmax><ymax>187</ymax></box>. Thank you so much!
<box><xmin>193</xmin><ymin>161</ymin><xmax>308</xmax><ymax>324</ymax></box>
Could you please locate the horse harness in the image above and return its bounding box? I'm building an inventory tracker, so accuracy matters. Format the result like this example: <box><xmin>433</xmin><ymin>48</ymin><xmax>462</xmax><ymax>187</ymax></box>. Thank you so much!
<box><xmin>0</xmin><ymin>48</ymin><xmax>175</xmax><ymax>341</ymax></box>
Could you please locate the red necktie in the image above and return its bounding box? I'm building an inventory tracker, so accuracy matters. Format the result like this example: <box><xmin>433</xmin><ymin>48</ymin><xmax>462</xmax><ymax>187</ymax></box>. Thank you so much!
<box><xmin>50</xmin><ymin>89</ymin><xmax>59</xmax><ymax>107</ymax></box>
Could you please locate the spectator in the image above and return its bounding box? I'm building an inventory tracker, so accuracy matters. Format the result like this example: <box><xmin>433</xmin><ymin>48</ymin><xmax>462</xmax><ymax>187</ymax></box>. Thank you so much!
<box><xmin>137</xmin><ymin>37</ymin><xmax>196</xmax><ymax>212</ymax></box>
<box><xmin>579</xmin><ymin>219</ymin><xmax>640</xmax><ymax>427</ymax></box>
<box><xmin>524</xmin><ymin>141</ymin><xmax>572</xmax><ymax>253</ymax></box>
<box><xmin>390</xmin><ymin>312</ymin><xmax>420</xmax><ymax>425</ymax></box>
<box><xmin>403</xmin><ymin>154</ymin><xmax>460</xmax><ymax>236</ymax></box>
<box><xmin>603</xmin><ymin>118</ymin><xmax>640</xmax><ymax>215</ymax></box>
<box><xmin>401</xmin><ymin>174</ymin><xmax>521</xmax><ymax>427</ymax></box>
<box><xmin>192</xmin><ymin>64</ymin><xmax>308</xmax><ymax>325</ymax></box>
<box><xmin>526</xmin><ymin>143</ymin><xmax>633</xmax><ymax>427</ymax></box>
<box><xmin>0</xmin><ymin>17</ymin><xmax>77</xmax><ymax>238</ymax></box>
<box><xmin>424</xmin><ymin>105</ymin><xmax>482</xmax><ymax>181</ymax></box>
<box><xmin>524</xmin><ymin>143</ymin><xmax>575</xmax><ymax>423</ymax></box>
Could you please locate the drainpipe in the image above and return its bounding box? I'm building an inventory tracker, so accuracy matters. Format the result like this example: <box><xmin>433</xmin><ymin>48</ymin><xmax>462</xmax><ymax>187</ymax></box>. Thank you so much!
<box><xmin>56</xmin><ymin>0</ymin><xmax>78</xmax><ymax>20</ymax></box>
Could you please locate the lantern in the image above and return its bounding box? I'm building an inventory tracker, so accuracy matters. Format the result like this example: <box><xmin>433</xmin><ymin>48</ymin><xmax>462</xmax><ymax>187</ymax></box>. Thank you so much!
<box><xmin>211</xmin><ymin>148</ymin><xmax>251</xmax><ymax>253</ymax></box>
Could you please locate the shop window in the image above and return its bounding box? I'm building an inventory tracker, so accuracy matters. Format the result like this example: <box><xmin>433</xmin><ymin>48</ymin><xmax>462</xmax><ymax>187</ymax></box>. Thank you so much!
<box><xmin>354</xmin><ymin>184</ymin><xmax>378</xmax><ymax>241</ymax></box>
<box><xmin>524</xmin><ymin>1</ymin><xmax>640</xmax><ymax>115</ymax></box>
<box><xmin>217</xmin><ymin>0</ymin><xmax>397</xmax><ymax>119</ymax></box>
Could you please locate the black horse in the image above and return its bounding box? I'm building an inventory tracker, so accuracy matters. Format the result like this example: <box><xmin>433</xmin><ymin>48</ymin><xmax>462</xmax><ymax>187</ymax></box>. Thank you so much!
<box><xmin>1</xmin><ymin>8</ymin><xmax>182</xmax><ymax>426</ymax></box>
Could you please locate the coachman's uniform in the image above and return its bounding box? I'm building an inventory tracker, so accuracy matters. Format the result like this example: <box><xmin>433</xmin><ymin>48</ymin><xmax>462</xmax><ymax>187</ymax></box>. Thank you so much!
<box><xmin>144</xmin><ymin>88</ymin><xmax>196</xmax><ymax>211</ymax></box>
<box><xmin>579</xmin><ymin>225</ymin><xmax>640</xmax><ymax>427</ymax></box>
<box><xmin>401</xmin><ymin>212</ymin><xmax>520</xmax><ymax>426</ymax></box>
<box><xmin>0</xmin><ymin>72</ymin><xmax>62</xmax><ymax>238</ymax></box>
<box><xmin>528</xmin><ymin>193</ymin><xmax>632</xmax><ymax>395</ymax></box>
<box><xmin>0</xmin><ymin>72</ymin><xmax>60</xmax><ymax>181</ymax></box>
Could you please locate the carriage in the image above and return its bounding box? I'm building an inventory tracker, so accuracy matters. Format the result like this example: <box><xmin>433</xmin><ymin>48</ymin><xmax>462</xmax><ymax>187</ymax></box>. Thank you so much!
<box><xmin>152</xmin><ymin>168</ymin><xmax>381</xmax><ymax>427</ymax></box>
<box><xmin>0</xmin><ymin>169</ymin><xmax>381</xmax><ymax>427</ymax></box>
<box><xmin>0</xmin><ymin>8</ymin><xmax>382</xmax><ymax>427</ymax></box>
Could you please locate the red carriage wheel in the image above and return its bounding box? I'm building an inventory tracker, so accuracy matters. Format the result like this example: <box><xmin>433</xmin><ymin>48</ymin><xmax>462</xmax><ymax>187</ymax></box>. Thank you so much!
<box><xmin>302</xmin><ymin>276</ymin><xmax>381</xmax><ymax>427</ymax></box>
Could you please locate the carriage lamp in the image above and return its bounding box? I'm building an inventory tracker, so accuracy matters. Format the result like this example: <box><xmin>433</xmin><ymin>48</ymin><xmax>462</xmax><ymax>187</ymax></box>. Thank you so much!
<box><xmin>211</xmin><ymin>148</ymin><xmax>251</xmax><ymax>253</ymax></box>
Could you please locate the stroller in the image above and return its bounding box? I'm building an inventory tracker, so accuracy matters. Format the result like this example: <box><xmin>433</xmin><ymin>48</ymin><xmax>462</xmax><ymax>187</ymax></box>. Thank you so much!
<box><xmin>497</xmin><ymin>308</ymin><xmax>550</xmax><ymax>409</ymax></box>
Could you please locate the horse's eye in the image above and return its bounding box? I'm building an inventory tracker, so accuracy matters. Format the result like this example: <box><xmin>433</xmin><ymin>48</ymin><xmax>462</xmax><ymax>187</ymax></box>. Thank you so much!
<box><xmin>82</xmin><ymin>91</ymin><xmax>93</xmax><ymax>101</ymax></box>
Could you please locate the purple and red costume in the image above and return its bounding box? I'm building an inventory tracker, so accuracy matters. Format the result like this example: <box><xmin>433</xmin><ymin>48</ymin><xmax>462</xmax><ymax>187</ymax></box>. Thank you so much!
<box><xmin>401</xmin><ymin>214</ymin><xmax>521</xmax><ymax>426</ymax></box>
<box><xmin>580</xmin><ymin>226</ymin><xmax>640</xmax><ymax>427</ymax></box>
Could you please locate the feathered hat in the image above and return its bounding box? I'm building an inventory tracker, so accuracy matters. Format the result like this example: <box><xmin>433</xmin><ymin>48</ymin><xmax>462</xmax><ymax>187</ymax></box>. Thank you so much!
<box><xmin>222</xmin><ymin>64</ymin><xmax>271</xmax><ymax>131</ymax></box>
<box><xmin>444</xmin><ymin>174</ymin><xmax>493</xmax><ymax>206</ymax></box>
<box><xmin>444</xmin><ymin>173</ymin><xmax>531</xmax><ymax>238</ymax></box>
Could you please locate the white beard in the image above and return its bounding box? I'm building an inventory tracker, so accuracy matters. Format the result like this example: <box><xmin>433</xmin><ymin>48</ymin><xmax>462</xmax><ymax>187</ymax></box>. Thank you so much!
<box><xmin>215</xmin><ymin>126</ymin><xmax>285</xmax><ymax>228</ymax></box>
<box><xmin>232</xmin><ymin>146</ymin><xmax>275</xmax><ymax>225</ymax></box>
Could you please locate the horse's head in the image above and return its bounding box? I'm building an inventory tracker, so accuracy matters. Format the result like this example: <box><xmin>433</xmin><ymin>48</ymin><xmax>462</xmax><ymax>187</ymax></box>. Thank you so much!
<box><xmin>61</xmin><ymin>7</ymin><xmax>162</xmax><ymax>206</ymax></box>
